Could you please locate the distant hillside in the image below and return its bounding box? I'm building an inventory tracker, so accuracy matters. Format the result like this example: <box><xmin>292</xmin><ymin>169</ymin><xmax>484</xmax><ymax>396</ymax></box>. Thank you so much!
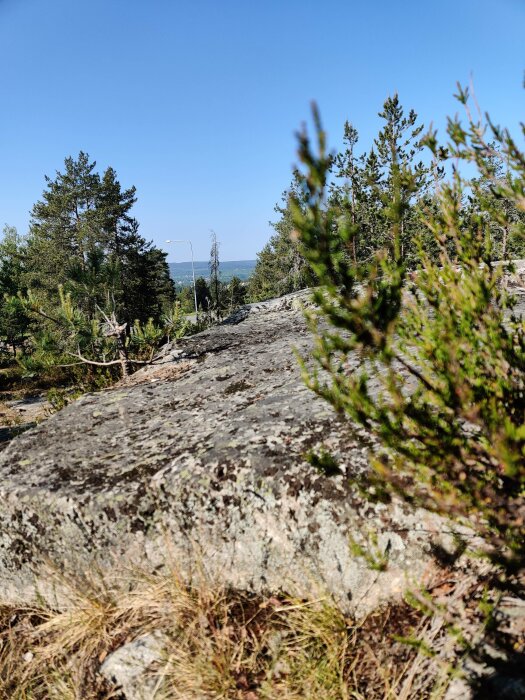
<box><xmin>169</xmin><ymin>260</ymin><xmax>256</xmax><ymax>286</ymax></box>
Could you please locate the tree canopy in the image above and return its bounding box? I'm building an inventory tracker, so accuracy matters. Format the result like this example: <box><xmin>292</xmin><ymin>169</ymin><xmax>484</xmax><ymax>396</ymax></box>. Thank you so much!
<box><xmin>251</xmin><ymin>93</ymin><xmax>525</xmax><ymax>303</ymax></box>
<box><xmin>0</xmin><ymin>153</ymin><xmax>180</xmax><ymax>382</ymax></box>
<box><xmin>24</xmin><ymin>151</ymin><xmax>174</xmax><ymax>325</ymax></box>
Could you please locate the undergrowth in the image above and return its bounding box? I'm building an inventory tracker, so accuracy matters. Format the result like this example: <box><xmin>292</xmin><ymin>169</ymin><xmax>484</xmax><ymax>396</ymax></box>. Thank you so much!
<box><xmin>0</xmin><ymin>566</ymin><xmax>452</xmax><ymax>700</ymax></box>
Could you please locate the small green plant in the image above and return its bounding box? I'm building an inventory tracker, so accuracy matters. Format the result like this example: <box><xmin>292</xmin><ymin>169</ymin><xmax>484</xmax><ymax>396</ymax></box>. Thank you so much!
<box><xmin>161</xmin><ymin>300</ymin><xmax>191</xmax><ymax>342</ymax></box>
<box><xmin>304</xmin><ymin>447</ymin><xmax>342</xmax><ymax>476</ymax></box>
<box><xmin>45</xmin><ymin>387</ymin><xmax>84</xmax><ymax>413</ymax></box>
<box><xmin>129</xmin><ymin>316</ymin><xmax>164</xmax><ymax>359</ymax></box>
<box><xmin>349</xmin><ymin>530</ymin><xmax>390</xmax><ymax>572</ymax></box>
<box><xmin>19</xmin><ymin>287</ymin><xmax>169</xmax><ymax>381</ymax></box>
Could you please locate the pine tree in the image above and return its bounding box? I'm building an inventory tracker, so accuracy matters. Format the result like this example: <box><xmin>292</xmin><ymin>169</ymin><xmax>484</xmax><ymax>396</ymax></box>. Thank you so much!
<box><xmin>25</xmin><ymin>152</ymin><xmax>174</xmax><ymax>323</ymax></box>
<box><xmin>330</xmin><ymin>96</ymin><xmax>434</xmax><ymax>267</ymax></box>
<box><xmin>373</xmin><ymin>95</ymin><xmax>432</xmax><ymax>263</ymax></box>
<box><xmin>98</xmin><ymin>166</ymin><xmax>137</xmax><ymax>257</ymax></box>
<box><xmin>248</xmin><ymin>171</ymin><xmax>314</xmax><ymax>301</ymax></box>
<box><xmin>209</xmin><ymin>231</ymin><xmax>222</xmax><ymax>318</ymax></box>
<box><xmin>226</xmin><ymin>275</ymin><xmax>246</xmax><ymax>313</ymax></box>
<box><xmin>25</xmin><ymin>152</ymin><xmax>102</xmax><ymax>296</ymax></box>
<box><xmin>467</xmin><ymin>145</ymin><xmax>525</xmax><ymax>259</ymax></box>
<box><xmin>251</xmin><ymin>97</ymin><xmax>435</xmax><ymax>302</ymax></box>
<box><xmin>0</xmin><ymin>226</ymin><xmax>30</xmax><ymax>356</ymax></box>
<box><xmin>330</xmin><ymin>122</ymin><xmax>370</xmax><ymax>264</ymax></box>
<box><xmin>111</xmin><ymin>218</ymin><xmax>175</xmax><ymax>325</ymax></box>
<box><xmin>194</xmin><ymin>276</ymin><xmax>211</xmax><ymax>311</ymax></box>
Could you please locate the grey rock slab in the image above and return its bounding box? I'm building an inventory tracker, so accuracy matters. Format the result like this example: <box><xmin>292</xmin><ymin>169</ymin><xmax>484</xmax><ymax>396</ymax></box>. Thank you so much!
<box><xmin>100</xmin><ymin>632</ymin><xmax>167</xmax><ymax>700</ymax></box>
<box><xmin>0</xmin><ymin>290</ymin><xmax>451</xmax><ymax>611</ymax></box>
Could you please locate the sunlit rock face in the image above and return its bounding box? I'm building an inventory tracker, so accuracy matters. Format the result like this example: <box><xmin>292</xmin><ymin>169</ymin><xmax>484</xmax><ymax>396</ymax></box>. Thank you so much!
<box><xmin>0</xmin><ymin>289</ymin><xmax>456</xmax><ymax>611</ymax></box>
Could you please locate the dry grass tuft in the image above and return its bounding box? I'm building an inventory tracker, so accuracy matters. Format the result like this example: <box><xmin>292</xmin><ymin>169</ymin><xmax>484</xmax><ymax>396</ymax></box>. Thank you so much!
<box><xmin>0</xmin><ymin>565</ymin><xmax>453</xmax><ymax>700</ymax></box>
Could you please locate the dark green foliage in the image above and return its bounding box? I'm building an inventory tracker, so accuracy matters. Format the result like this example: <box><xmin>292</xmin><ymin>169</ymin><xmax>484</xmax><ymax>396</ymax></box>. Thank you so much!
<box><xmin>194</xmin><ymin>276</ymin><xmax>211</xmax><ymax>311</ymax></box>
<box><xmin>329</xmin><ymin>95</ymin><xmax>435</xmax><ymax>269</ymax></box>
<box><xmin>0</xmin><ymin>226</ymin><xmax>26</xmax><ymax>297</ymax></box>
<box><xmin>177</xmin><ymin>283</ymin><xmax>197</xmax><ymax>313</ymax></box>
<box><xmin>225</xmin><ymin>275</ymin><xmax>247</xmax><ymax>313</ymax></box>
<box><xmin>304</xmin><ymin>447</ymin><xmax>341</xmax><ymax>476</ymax></box>
<box><xmin>25</xmin><ymin>152</ymin><xmax>175</xmax><ymax>324</ymax></box>
<box><xmin>19</xmin><ymin>284</ymin><xmax>183</xmax><ymax>382</ymax></box>
<box><xmin>3</xmin><ymin>153</ymin><xmax>178</xmax><ymax>383</ymax></box>
<box><xmin>0</xmin><ymin>226</ymin><xmax>30</xmax><ymax>356</ymax></box>
<box><xmin>251</xmin><ymin>97</ymin><xmax>439</xmax><ymax>303</ymax></box>
<box><xmin>113</xmin><ymin>219</ymin><xmax>175</xmax><ymax>325</ymax></box>
<box><xmin>248</xmin><ymin>172</ymin><xmax>316</xmax><ymax>302</ymax></box>
<box><xmin>179</xmin><ymin>275</ymin><xmax>245</xmax><ymax>318</ymax></box>
<box><xmin>466</xmin><ymin>144</ymin><xmax>525</xmax><ymax>259</ymax></box>
<box><xmin>293</xmin><ymin>91</ymin><xmax>525</xmax><ymax>578</ymax></box>
<box><xmin>25</xmin><ymin>152</ymin><xmax>111</xmax><ymax>295</ymax></box>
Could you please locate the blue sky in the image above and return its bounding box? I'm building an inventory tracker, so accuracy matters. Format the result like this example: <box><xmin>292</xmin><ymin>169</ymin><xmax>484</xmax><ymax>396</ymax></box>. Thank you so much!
<box><xmin>0</xmin><ymin>0</ymin><xmax>523</xmax><ymax>261</ymax></box>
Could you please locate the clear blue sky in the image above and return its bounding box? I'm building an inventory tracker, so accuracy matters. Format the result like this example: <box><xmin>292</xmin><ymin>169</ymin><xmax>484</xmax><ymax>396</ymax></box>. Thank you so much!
<box><xmin>0</xmin><ymin>0</ymin><xmax>523</xmax><ymax>261</ymax></box>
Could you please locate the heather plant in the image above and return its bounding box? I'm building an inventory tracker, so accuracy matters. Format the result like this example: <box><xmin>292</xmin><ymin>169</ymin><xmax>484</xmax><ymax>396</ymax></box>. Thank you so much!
<box><xmin>292</xmin><ymin>87</ymin><xmax>525</xmax><ymax>580</ymax></box>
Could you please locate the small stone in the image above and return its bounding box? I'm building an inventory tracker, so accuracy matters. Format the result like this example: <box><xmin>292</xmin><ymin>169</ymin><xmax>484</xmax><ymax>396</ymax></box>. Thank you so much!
<box><xmin>100</xmin><ymin>632</ymin><xmax>167</xmax><ymax>700</ymax></box>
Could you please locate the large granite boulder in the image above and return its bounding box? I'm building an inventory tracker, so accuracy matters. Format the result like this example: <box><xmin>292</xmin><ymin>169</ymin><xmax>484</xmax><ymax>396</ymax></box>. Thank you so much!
<box><xmin>0</xmin><ymin>290</ymin><xmax>452</xmax><ymax>611</ymax></box>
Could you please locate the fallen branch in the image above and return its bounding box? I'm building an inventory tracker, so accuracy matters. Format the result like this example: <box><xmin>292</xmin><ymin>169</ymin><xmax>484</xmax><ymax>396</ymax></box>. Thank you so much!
<box><xmin>65</xmin><ymin>352</ymin><xmax>153</xmax><ymax>367</ymax></box>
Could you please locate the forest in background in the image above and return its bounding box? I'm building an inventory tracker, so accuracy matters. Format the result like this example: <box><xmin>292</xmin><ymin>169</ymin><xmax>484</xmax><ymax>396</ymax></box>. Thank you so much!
<box><xmin>0</xmin><ymin>93</ymin><xmax>524</xmax><ymax>398</ymax></box>
<box><xmin>0</xmin><ymin>160</ymin><xmax>249</xmax><ymax>399</ymax></box>
<box><xmin>169</xmin><ymin>260</ymin><xmax>255</xmax><ymax>286</ymax></box>
<box><xmin>247</xmin><ymin>94</ymin><xmax>525</xmax><ymax>301</ymax></box>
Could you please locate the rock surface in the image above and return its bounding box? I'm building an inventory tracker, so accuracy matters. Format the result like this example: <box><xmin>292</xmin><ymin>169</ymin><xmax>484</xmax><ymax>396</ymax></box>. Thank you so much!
<box><xmin>100</xmin><ymin>632</ymin><xmax>167</xmax><ymax>700</ymax></box>
<box><xmin>0</xmin><ymin>395</ymin><xmax>50</xmax><ymax>448</ymax></box>
<box><xmin>0</xmin><ymin>290</ymin><xmax>455</xmax><ymax>610</ymax></box>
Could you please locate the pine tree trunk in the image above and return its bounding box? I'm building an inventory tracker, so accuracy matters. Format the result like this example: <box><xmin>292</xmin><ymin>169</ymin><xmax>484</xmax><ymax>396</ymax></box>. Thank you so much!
<box><xmin>116</xmin><ymin>332</ymin><xmax>129</xmax><ymax>379</ymax></box>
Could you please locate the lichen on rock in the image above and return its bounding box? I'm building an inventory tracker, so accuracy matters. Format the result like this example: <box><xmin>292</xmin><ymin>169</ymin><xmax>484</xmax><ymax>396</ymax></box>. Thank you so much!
<box><xmin>0</xmin><ymin>290</ymin><xmax>454</xmax><ymax>610</ymax></box>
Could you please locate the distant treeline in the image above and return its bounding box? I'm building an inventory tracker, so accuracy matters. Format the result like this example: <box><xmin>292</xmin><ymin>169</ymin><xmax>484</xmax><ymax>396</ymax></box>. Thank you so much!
<box><xmin>169</xmin><ymin>260</ymin><xmax>256</xmax><ymax>286</ymax></box>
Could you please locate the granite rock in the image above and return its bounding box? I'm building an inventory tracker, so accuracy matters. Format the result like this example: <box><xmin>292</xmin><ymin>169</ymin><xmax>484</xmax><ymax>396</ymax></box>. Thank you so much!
<box><xmin>100</xmin><ymin>632</ymin><xmax>167</xmax><ymax>700</ymax></box>
<box><xmin>0</xmin><ymin>290</ymin><xmax>455</xmax><ymax>610</ymax></box>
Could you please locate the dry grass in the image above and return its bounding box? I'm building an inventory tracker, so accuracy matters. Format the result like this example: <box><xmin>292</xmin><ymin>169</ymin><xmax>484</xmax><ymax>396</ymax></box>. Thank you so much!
<box><xmin>114</xmin><ymin>360</ymin><xmax>195</xmax><ymax>388</ymax></box>
<box><xmin>0</xmin><ymin>400</ymin><xmax>21</xmax><ymax>427</ymax></box>
<box><xmin>0</xmin><ymin>565</ymin><xmax>453</xmax><ymax>700</ymax></box>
